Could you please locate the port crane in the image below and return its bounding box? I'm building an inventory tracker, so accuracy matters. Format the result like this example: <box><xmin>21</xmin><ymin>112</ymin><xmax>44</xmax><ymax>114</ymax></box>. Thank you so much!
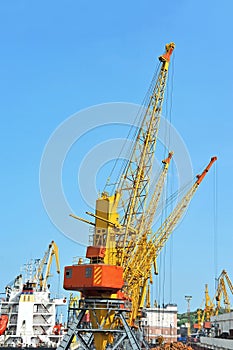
<box><xmin>59</xmin><ymin>43</ymin><xmax>217</xmax><ymax>350</ymax></box>
<box><xmin>215</xmin><ymin>269</ymin><xmax>233</xmax><ymax>314</ymax></box>
<box><xmin>33</xmin><ymin>240</ymin><xmax>60</xmax><ymax>291</ymax></box>
<box><xmin>196</xmin><ymin>284</ymin><xmax>215</xmax><ymax>331</ymax></box>
<box><xmin>196</xmin><ymin>270</ymin><xmax>233</xmax><ymax>331</ymax></box>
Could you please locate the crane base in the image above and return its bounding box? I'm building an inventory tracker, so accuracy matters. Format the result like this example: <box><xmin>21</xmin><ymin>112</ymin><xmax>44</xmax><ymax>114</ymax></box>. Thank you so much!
<box><xmin>58</xmin><ymin>297</ymin><xmax>149</xmax><ymax>350</ymax></box>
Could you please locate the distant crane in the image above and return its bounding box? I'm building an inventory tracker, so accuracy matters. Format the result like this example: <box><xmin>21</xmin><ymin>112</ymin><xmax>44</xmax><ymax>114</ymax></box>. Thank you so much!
<box><xmin>33</xmin><ymin>240</ymin><xmax>60</xmax><ymax>291</ymax></box>
<box><xmin>196</xmin><ymin>270</ymin><xmax>233</xmax><ymax>331</ymax></box>
<box><xmin>196</xmin><ymin>284</ymin><xmax>215</xmax><ymax>330</ymax></box>
<box><xmin>215</xmin><ymin>269</ymin><xmax>233</xmax><ymax>314</ymax></box>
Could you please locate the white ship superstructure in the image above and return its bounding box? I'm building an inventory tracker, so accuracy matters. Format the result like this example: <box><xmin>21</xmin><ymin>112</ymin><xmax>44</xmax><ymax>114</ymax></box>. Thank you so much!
<box><xmin>0</xmin><ymin>241</ymin><xmax>67</xmax><ymax>348</ymax></box>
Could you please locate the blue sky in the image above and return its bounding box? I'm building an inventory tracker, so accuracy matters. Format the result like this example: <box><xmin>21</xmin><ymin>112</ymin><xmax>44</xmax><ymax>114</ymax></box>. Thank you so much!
<box><xmin>0</xmin><ymin>1</ymin><xmax>233</xmax><ymax>314</ymax></box>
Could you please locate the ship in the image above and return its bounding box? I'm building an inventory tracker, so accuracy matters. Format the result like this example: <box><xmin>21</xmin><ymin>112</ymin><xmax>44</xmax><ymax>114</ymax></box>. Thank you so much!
<box><xmin>0</xmin><ymin>241</ymin><xmax>67</xmax><ymax>349</ymax></box>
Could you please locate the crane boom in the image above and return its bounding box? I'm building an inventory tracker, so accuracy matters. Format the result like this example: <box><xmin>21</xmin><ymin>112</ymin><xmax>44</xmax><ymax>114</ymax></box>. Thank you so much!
<box><xmin>116</xmin><ymin>43</ymin><xmax>175</xmax><ymax>263</ymax></box>
<box><xmin>123</xmin><ymin>157</ymin><xmax>217</xmax><ymax>324</ymax></box>
<box><xmin>152</xmin><ymin>157</ymin><xmax>217</xmax><ymax>250</ymax></box>
<box><xmin>125</xmin><ymin>156</ymin><xmax>217</xmax><ymax>281</ymax></box>
<box><xmin>137</xmin><ymin>151</ymin><xmax>174</xmax><ymax>237</ymax></box>
<box><xmin>122</xmin><ymin>151</ymin><xmax>173</xmax><ymax>271</ymax></box>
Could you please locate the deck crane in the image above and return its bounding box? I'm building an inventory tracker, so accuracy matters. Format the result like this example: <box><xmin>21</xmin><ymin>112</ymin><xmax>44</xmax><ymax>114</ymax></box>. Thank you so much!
<box><xmin>33</xmin><ymin>240</ymin><xmax>60</xmax><ymax>292</ymax></box>
<box><xmin>60</xmin><ymin>43</ymin><xmax>217</xmax><ymax>350</ymax></box>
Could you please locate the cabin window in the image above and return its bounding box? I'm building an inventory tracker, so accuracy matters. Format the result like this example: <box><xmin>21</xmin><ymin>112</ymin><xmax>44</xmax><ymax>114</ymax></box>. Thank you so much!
<box><xmin>85</xmin><ymin>267</ymin><xmax>92</xmax><ymax>278</ymax></box>
<box><xmin>66</xmin><ymin>269</ymin><xmax>72</xmax><ymax>278</ymax></box>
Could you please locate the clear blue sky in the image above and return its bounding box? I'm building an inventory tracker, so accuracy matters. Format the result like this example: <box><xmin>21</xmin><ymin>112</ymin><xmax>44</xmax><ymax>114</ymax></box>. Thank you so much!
<box><xmin>0</xmin><ymin>1</ymin><xmax>233</xmax><ymax>314</ymax></box>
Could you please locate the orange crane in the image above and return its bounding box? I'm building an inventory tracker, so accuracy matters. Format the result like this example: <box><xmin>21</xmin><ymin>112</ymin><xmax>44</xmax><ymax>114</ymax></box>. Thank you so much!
<box><xmin>59</xmin><ymin>43</ymin><xmax>217</xmax><ymax>350</ymax></box>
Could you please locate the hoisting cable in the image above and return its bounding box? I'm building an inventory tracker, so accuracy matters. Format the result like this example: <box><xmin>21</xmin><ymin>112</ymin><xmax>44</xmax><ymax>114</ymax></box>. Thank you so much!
<box><xmin>151</xmin><ymin>175</ymin><xmax>196</xmax><ymax>230</ymax></box>
<box><xmin>103</xmin><ymin>62</ymin><xmax>161</xmax><ymax>194</ymax></box>
<box><xmin>213</xmin><ymin>161</ymin><xmax>218</xmax><ymax>290</ymax></box>
<box><xmin>153</xmin><ymin>158</ymin><xmax>211</xmax><ymax>225</ymax></box>
<box><xmin>168</xmin><ymin>52</ymin><xmax>175</xmax><ymax>306</ymax></box>
<box><xmin>113</xmin><ymin>62</ymin><xmax>161</xmax><ymax>190</ymax></box>
<box><xmin>152</xmin><ymin>51</ymin><xmax>176</xmax><ymax>318</ymax></box>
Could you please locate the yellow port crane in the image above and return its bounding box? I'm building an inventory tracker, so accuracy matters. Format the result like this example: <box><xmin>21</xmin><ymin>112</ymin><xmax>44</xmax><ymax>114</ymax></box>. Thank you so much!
<box><xmin>196</xmin><ymin>270</ymin><xmax>233</xmax><ymax>330</ymax></box>
<box><xmin>33</xmin><ymin>240</ymin><xmax>60</xmax><ymax>292</ymax></box>
<box><xmin>196</xmin><ymin>284</ymin><xmax>215</xmax><ymax>330</ymax></box>
<box><xmin>61</xmin><ymin>43</ymin><xmax>217</xmax><ymax>350</ymax></box>
<box><xmin>215</xmin><ymin>269</ymin><xmax>233</xmax><ymax>314</ymax></box>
